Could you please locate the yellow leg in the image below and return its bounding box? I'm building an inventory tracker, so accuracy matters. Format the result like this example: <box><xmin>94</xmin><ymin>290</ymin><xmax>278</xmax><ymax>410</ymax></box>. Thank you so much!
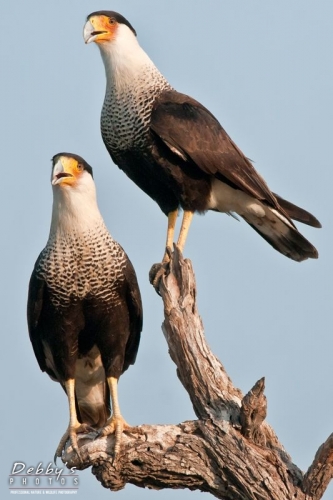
<box><xmin>163</xmin><ymin>210</ymin><xmax>178</xmax><ymax>262</ymax></box>
<box><xmin>177</xmin><ymin>211</ymin><xmax>194</xmax><ymax>252</ymax></box>
<box><xmin>98</xmin><ymin>376</ymin><xmax>130</xmax><ymax>459</ymax></box>
<box><xmin>54</xmin><ymin>379</ymin><xmax>92</xmax><ymax>463</ymax></box>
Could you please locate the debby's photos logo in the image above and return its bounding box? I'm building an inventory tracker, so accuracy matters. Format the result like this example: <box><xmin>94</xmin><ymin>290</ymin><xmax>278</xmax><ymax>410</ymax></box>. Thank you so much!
<box><xmin>8</xmin><ymin>461</ymin><xmax>79</xmax><ymax>495</ymax></box>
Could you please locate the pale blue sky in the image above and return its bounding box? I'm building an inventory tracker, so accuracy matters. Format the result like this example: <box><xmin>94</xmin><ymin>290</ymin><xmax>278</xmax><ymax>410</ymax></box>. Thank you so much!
<box><xmin>1</xmin><ymin>1</ymin><xmax>332</xmax><ymax>498</ymax></box>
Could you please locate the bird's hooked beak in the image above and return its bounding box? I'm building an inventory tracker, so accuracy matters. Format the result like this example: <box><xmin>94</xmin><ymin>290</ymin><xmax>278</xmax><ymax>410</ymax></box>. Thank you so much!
<box><xmin>83</xmin><ymin>16</ymin><xmax>116</xmax><ymax>44</ymax></box>
<box><xmin>83</xmin><ymin>20</ymin><xmax>97</xmax><ymax>44</ymax></box>
<box><xmin>52</xmin><ymin>157</ymin><xmax>82</xmax><ymax>186</ymax></box>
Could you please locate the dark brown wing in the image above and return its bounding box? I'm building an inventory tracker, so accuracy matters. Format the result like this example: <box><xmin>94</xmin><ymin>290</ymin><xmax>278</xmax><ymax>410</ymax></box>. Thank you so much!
<box><xmin>273</xmin><ymin>193</ymin><xmax>321</xmax><ymax>228</ymax></box>
<box><xmin>151</xmin><ymin>90</ymin><xmax>280</xmax><ymax>209</ymax></box>
<box><xmin>122</xmin><ymin>257</ymin><xmax>143</xmax><ymax>371</ymax></box>
<box><xmin>27</xmin><ymin>265</ymin><xmax>48</xmax><ymax>373</ymax></box>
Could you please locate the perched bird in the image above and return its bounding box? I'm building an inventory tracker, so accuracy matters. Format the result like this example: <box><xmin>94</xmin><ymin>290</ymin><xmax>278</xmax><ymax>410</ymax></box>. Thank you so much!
<box><xmin>27</xmin><ymin>153</ymin><xmax>142</xmax><ymax>461</ymax></box>
<box><xmin>83</xmin><ymin>11</ymin><xmax>320</xmax><ymax>264</ymax></box>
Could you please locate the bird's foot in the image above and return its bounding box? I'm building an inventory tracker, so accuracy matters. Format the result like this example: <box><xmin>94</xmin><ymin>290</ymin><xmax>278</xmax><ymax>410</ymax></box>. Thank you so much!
<box><xmin>162</xmin><ymin>245</ymin><xmax>173</xmax><ymax>264</ymax></box>
<box><xmin>149</xmin><ymin>262</ymin><xmax>168</xmax><ymax>291</ymax></box>
<box><xmin>149</xmin><ymin>246</ymin><xmax>172</xmax><ymax>292</ymax></box>
<box><xmin>96</xmin><ymin>415</ymin><xmax>131</xmax><ymax>460</ymax></box>
<box><xmin>54</xmin><ymin>422</ymin><xmax>94</xmax><ymax>464</ymax></box>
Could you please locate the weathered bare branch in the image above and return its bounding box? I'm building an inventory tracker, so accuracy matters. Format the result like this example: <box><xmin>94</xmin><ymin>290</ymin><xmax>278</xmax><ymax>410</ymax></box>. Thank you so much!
<box><xmin>61</xmin><ymin>247</ymin><xmax>332</xmax><ymax>499</ymax></box>
<box><xmin>240</xmin><ymin>377</ymin><xmax>267</xmax><ymax>446</ymax></box>
<box><xmin>303</xmin><ymin>433</ymin><xmax>333</xmax><ymax>499</ymax></box>
<box><xmin>159</xmin><ymin>247</ymin><xmax>242</xmax><ymax>422</ymax></box>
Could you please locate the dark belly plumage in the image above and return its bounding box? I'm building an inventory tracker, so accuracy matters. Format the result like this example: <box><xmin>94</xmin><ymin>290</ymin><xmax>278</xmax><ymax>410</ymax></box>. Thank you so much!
<box><xmin>111</xmin><ymin>139</ymin><xmax>212</xmax><ymax>215</ymax></box>
<box><xmin>28</xmin><ymin>233</ymin><xmax>142</xmax><ymax>388</ymax></box>
<box><xmin>37</xmin><ymin>286</ymin><xmax>132</xmax><ymax>382</ymax></box>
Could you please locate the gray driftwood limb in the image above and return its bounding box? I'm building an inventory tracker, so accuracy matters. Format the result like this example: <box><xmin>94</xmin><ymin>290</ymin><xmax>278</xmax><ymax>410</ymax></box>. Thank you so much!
<box><xmin>240</xmin><ymin>377</ymin><xmax>267</xmax><ymax>446</ymax></box>
<box><xmin>63</xmin><ymin>247</ymin><xmax>332</xmax><ymax>499</ymax></box>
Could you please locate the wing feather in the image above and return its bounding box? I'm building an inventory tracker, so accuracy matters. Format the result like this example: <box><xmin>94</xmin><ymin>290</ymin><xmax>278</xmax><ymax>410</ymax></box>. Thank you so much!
<box><xmin>273</xmin><ymin>193</ymin><xmax>321</xmax><ymax>228</ymax></box>
<box><xmin>151</xmin><ymin>90</ymin><xmax>281</xmax><ymax>209</ymax></box>
<box><xmin>123</xmin><ymin>257</ymin><xmax>143</xmax><ymax>370</ymax></box>
<box><xmin>27</xmin><ymin>267</ymin><xmax>47</xmax><ymax>372</ymax></box>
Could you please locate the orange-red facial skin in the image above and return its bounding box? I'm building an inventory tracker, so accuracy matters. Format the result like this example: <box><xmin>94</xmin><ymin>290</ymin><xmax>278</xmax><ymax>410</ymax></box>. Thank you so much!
<box><xmin>53</xmin><ymin>157</ymin><xmax>84</xmax><ymax>187</ymax></box>
<box><xmin>89</xmin><ymin>15</ymin><xmax>118</xmax><ymax>44</ymax></box>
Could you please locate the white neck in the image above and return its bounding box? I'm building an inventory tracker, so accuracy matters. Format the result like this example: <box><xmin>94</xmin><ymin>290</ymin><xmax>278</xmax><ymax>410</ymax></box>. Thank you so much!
<box><xmin>97</xmin><ymin>24</ymin><xmax>167</xmax><ymax>91</ymax></box>
<box><xmin>49</xmin><ymin>173</ymin><xmax>104</xmax><ymax>240</ymax></box>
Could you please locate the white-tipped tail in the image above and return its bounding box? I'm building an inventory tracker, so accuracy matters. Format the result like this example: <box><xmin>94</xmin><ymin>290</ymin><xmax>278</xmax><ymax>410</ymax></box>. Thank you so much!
<box><xmin>209</xmin><ymin>178</ymin><xmax>318</xmax><ymax>261</ymax></box>
<box><xmin>241</xmin><ymin>206</ymin><xmax>318</xmax><ymax>261</ymax></box>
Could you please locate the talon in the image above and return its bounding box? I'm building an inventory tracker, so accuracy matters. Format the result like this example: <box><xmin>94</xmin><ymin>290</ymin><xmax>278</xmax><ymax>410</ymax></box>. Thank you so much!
<box><xmin>101</xmin><ymin>377</ymin><xmax>131</xmax><ymax>459</ymax></box>
<box><xmin>54</xmin><ymin>422</ymin><xmax>92</xmax><ymax>462</ymax></box>
<box><xmin>79</xmin><ymin>423</ymin><xmax>96</xmax><ymax>434</ymax></box>
<box><xmin>98</xmin><ymin>415</ymin><xmax>130</xmax><ymax>458</ymax></box>
<box><xmin>149</xmin><ymin>261</ymin><xmax>169</xmax><ymax>292</ymax></box>
<box><xmin>162</xmin><ymin>245</ymin><xmax>173</xmax><ymax>263</ymax></box>
<box><xmin>152</xmin><ymin>265</ymin><xmax>167</xmax><ymax>289</ymax></box>
<box><xmin>149</xmin><ymin>263</ymin><xmax>161</xmax><ymax>285</ymax></box>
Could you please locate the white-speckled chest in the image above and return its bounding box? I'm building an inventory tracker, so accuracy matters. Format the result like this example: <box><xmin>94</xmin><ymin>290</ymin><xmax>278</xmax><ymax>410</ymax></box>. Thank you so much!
<box><xmin>36</xmin><ymin>227</ymin><xmax>127</xmax><ymax>309</ymax></box>
<box><xmin>101</xmin><ymin>65</ymin><xmax>171</xmax><ymax>153</ymax></box>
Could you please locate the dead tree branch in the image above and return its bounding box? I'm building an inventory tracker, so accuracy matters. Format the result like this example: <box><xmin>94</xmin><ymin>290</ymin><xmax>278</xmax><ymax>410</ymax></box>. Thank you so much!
<box><xmin>62</xmin><ymin>247</ymin><xmax>332</xmax><ymax>499</ymax></box>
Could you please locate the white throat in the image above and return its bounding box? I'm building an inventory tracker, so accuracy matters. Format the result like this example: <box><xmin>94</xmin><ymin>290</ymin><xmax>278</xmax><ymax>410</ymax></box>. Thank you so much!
<box><xmin>98</xmin><ymin>24</ymin><xmax>167</xmax><ymax>91</ymax></box>
<box><xmin>49</xmin><ymin>174</ymin><xmax>104</xmax><ymax>239</ymax></box>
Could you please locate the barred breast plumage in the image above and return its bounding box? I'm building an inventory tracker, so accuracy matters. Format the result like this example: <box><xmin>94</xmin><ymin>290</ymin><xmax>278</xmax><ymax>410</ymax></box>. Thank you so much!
<box><xmin>27</xmin><ymin>153</ymin><xmax>142</xmax><ymax>461</ymax></box>
<box><xmin>84</xmin><ymin>11</ymin><xmax>320</xmax><ymax>263</ymax></box>
<box><xmin>35</xmin><ymin>222</ymin><xmax>128</xmax><ymax>309</ymax></box>
<box><xmin>101</xmin><ymin>65</ymin><xmax>172</xmax><ymax>154</ymax></box>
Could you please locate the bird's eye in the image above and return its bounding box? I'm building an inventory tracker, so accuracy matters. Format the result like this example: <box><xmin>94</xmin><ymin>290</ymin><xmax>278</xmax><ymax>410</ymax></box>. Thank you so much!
<box><xmin>109</xmin><ymin>17</ymin><xmax>116</xmax><ymax>25</ymax></box>
<box><xmin>77</xmin><ymin>163</ymin><xmax>83</xmax><ymax>172</ymax></box>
